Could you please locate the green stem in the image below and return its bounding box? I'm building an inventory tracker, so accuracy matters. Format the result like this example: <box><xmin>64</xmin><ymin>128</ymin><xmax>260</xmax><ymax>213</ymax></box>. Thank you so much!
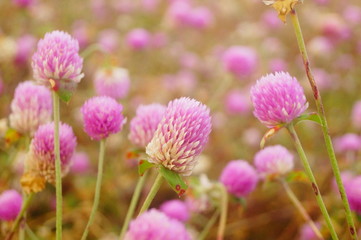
<box><xmin>290</xmin><ymin>9</ymin><xmax>357</xmax><ymax>239</ymax></box>
<box><xmin>5</xmin><ymin>194</ymin><xmax>34</xmax><ymax>240</ymax></box>
<box><xmin>138</xmin><ymin>173</ymin><xmax>163</xmax><ymax>215</ymax></box>
<box><xmin>25</xmin><ymin>224</ymin><xmax>41</xmax><ymax>240</ymax></box>
<box><xmin>287</xmin><ymin>124</ymin><xmax>338</xmax><ymax>240</ymax></box>
<box><xmin>281</xmin><ymin>180</ymin><xmax>323</xmax><ymax>239</ymax></box>
<box><xmin>81</xmin><ymin>139</ymin><xmax>106</xmax><ymax>240</ymax></box>
<box><xmin>80</xmin><ymin>43</ymin><xmax>102</xmax><ymax>59</ymax></box>
<box><xmin>52</xmin><ymin>92</ymin><xmax>62</xmax><ymax>240</ymax></box>
<box><xmin>217</xmin><ymin>184</ymin><xmax>228</xmax><ymax>240</ymax></box>
<box><xmin>199</xmin><ymin>209</ymin><xmax>220</xmax><ymax>240</ymax></box>
<box><xmin>119</xmin><ymin>171</ymin><xmax>149</xmax><ymax>240</ymax></box>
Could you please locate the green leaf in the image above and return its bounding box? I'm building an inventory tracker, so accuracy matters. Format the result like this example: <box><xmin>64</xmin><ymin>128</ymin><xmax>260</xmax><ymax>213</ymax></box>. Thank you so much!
<box><xmin>285</xmin><ymin>170</ymin><xmax>309</xmax><ymax>183</ymax></box>
<box><xmin>159</xmin><ymin>166</ymin><xmax>188</xmax><ymax>197</ymax></box>
<box><xmin>49</xmin><ymin>78</ymin><xmax>78</xmax><ymax>103</ymax></box>
<box><xmin>138</xmin><ymin>160</ymin><xmax>155</xmax><ymax>176</ymax></box>
<box><xmin>294</xmin><ymin>113</ymin><xmax>322</xmax><ymax>126</ymax></box>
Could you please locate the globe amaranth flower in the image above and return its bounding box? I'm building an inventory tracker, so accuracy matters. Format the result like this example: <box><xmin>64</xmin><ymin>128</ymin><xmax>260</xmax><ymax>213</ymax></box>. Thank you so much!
<box><xmin>9</xmin><ymin>81</ymin><xmax>52</xmax><ymax>135</ymax></box>
<box><xmin>129</xmin><ymin>104</ymin><xmax>166</xmax><ymax>147</ymax></box>
<box><xmin>334</xmin><ymin>133</ymin><xmax>361</xmax><ymax>153</ymax></box>
<box><xmin>125</xmin><ymin>28</ymin><xmax>151</xmax><ymax>51</ymax></box>
<box><xmin>220</xmin><ymin>160</ymin><xmax>258</xmax><ymax>197</ymax></box>
<box><xmin>299</xmin><ymin>222</ymin><xmax>322</xmax><ymax>240</ymax></box>
<box><xmin>222</xmin><ymin>46</ymin><xmax>258</xmax><ymax>78</ymax></box>
<box><xmin>93</xmin><ymin>67</ymin><xmax>131</xmax><ymax>100</ymax></box>
<box><xmin>224</xmin><ymin>90</ymin><xmax>250</xmax><ymax>115</ymax></box>
<box><xmin>250</xmin><ymin>72</ymin><xmax>308</xmax><ymax>128</ymax></box>
<box><xmin>146</xmin><ymin>97</ymin><xmax>212</xmax><ymax>176</ymax></box>
<box><xmin>159</xmin><ymin>199</ymin><xmax>190</xmax><ymax>223</ymax></box>
<box><xmin>70</xmin><ymin>152</ymin><xmax>91</xmax><ymax>174</ymax></box>
<box><xmin>345</xmin><ymin>176</ymin><xmax>361</xmax><ymax>214</ymax></box>
<box><xmin>25</xmin><ymin>122</ymin><xmax>77</xmax><ymax>184</ymax></box>
<box><xmin>124</xmin><ymin>209</ymin><xmax>192</xmax><ymax>240</ymax></box>
<box><xmin>254</xmin><ymin>145</ymin><xmax>294</xmax><ymax>177</ymax></box>
<box><xmin>31</xmin><ymin>30</ymin><xmax>84</xmax><ymax>85</ymax></box>
<box><xmin>352</xmin><ymin>101</ymin><xmax>361</xmax><ymax>129</ymax></box>
<box><xmin>0</xmin><ymin>190</ymin><xmax>22</xmax><ymax>221</ymax></box>
<box><xmin>81</xmin><ymin>96</ymin><xmax>125</xmax><ymax>140</ymax></box>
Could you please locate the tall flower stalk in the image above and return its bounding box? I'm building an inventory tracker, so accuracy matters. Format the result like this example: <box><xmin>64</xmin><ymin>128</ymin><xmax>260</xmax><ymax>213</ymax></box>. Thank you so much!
<box><xmin>138</xmin><ymin>173</ymin><xmax>164</xmax><ymax>215</ymax></box>
<box><xmin>289</xmin><ymin>9</ymin><xmax>357</xmax><ymax>239</ymax></box>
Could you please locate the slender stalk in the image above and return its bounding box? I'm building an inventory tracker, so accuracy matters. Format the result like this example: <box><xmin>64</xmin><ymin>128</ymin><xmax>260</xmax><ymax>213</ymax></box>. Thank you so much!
<box><xmin>52</xmin><ymin>91</ymin><xmax>62</xmax><ymax>240</ymax></box>
<box><xmin>25</xmin><ymin>224</ymin><xmax>41</xmax><ymax>240</ymax></box>
<box><xmin>81</xmin><ymin>139</ymin><xmax>106</xmax><ymax>240</ymax></box>
<box><xmin>138</xmin><ymin>173</ymin><xmax>163</xmax><ymax>215</ymax></box>
<box><xmin>119</xmin><ymin>171</ymin><xmax>149</xmax><ymax>240</ymax></box>
<box><xmin>281</xmin><ymin>180</ymin><xmax>323</xmax><ymax>239</ymax></box>
<box><xmin>217</xmin><ymin>184</ymin><xmax>228</xmax><ymax>240</ymax></box>
<box><xmin>287</xmin><ymin>124</ymin><xmax>338</xmax><ymax>240</ymax></box>
<box><xmin>290</xmin><ymin>9</ymin><xmax>358</xmax><ymax>239</ymax></box>
<box><xmin>199</xmin><ymin>209</ymin><xmax>220</xmax><ymax>240</ymax></box>
<box><xmin>5</xmin><ymin>194</ymin><xmax>34</xmax><ymax>240</ymax></box>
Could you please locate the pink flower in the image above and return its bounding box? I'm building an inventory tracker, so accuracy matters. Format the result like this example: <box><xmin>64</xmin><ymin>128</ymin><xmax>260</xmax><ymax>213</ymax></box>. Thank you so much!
<box><xmin>334</xmin><ymin>134</ymin><xmax>361</xmax><ymax>153</ymax></box>
<box><xmin>124</xmin><ymin>209</ymin><xmax>191</xmax><ymax>240</ymax></box>
<box><xmin>188</xmin><ymin>7</ymin><xmax>213</xmax><ymax>29</ymax></box>
<box><xmin>250</xmin><ymin>72</ymin><xmax>308</xmax><ymax>128</ymax></box>
<box><xmin>224</xmin><ymin>90</ymin><xmax>250</xmax><ymax>115</ymax></box>
<box><xmin>12</xmin><ymin>0</ymin><xmax>35</xmax><ymax>8</ymax></box>
<box><xmin>93</xmin><ymin>67</ymin><xmax>131</xmax><ymax>100</ymax></box>
<box><xmin>70</xmin><ymin>152</ymin><xmax>91</xmax><ymax>174</ymax></box>
<box><xmin>222</xmin><ymin>46</ymin><xmax>258</xmax><ymax>79</ymax></box>
<box><xmin>14</xmin><ymin>35</ymin><xmax>36</xmax><ymax>65</ymax></box>
<box><xmin>125</xmin><ymin>28</ymin><xmax>151</xmax><ymax>51</ymax></box>
<box><xmin>254</xmin><ymin>145</ymin><xmax>294</xmax><ymax>177</ymax></box>
<box><xmin>352</xmin><ymin>101</ymin><xmax>361</xmax><ymax>129</ymax></box>
<box><xmin>28</xmin><ymin>122</ymin><xmax>77</xmax><ymax>183</ymax></box>
<box><xmin>9</xmin><ymin>81</ymin><xmax>52</xmax><ymax>135</ymax></box>
<box><xmin>299</xmin><ymin>222</ymin><xmax>322</xmax><ymax>240</ymax></box>
<box><xmin>81</xmin><ymin>96</ymin><xmax>125</xmax><ymax>140</ymax></box>
<box><xmin>31</xmin><ymin>30</ymin><xmax>84</xmax><ymax>85</ymax></box>
<box><xmin>345</xmin><ymin>176</ymin><xmax>361</xmax><ymax>215</ymax></box>
<box><xmin>220</xmin><ymin>160</ymin><xmax>258</xmax><ymax>197</ymax></box>
<box><xmin>98</xmin><ymin>29</ymin><xmax>119</xmax><ymax>53</ymax></box>
<box><xmin>159</xmin><ymin>199</ymin><xmax>190</xmax><ymax>222</ymax></box>
<box><xmin>129</xmin><ymin>104</ymin><xmax>166</xmax><ymax>147</ymax></box>
<box><xmin>0</xmin><ymin>190</ymin><xmax>22</xmax><ymax>221</ymax></box>
<box><xmin>146</xmin><ymin>97</ymin><xmax>211</xmax><ymax>176</ymax></box>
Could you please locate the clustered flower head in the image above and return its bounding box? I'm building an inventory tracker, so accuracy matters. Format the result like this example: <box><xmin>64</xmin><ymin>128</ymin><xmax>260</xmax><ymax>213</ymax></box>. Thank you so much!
<box><xmin>31</xmin><ymin>30</ymin><xmax>84</xmax><ymax>85</ymax></box>
<box><xmin>334</xmin><ymin>133</ymin><xmax>361</xmax><ymax>153</ymax></box>
<box><xmin>254</xmin><ymin>145</ymin><xmax>294</xmax><ymax>177</ymax></box>
<box><xmin>9</xmin><ymin>81</ymin><xmax>52</xmax><ymax>135</ymax></box>
<box><xmin>146</xmin><ymin>97</ymin><xmax>212</xmax><ymax>176</ymax></box>
<box><xmin>124</xmin><ymin>209</ymin><xmax>192</xmax><ymax>240</ymax></box>
<box><xmin>250</xmin><ymin>72</ymin><xmax>308</xmax><ymax>128</ymax></box>
<box><xmin>93</xmin><ymin>67</ymin><xmax>131</xmax><ymax>100</ymax></box>
<box><xmin>81</xmin><ymin>96</ymin><xmax>125</xmax><ymax>140</ymax></box>
<box><xmin>0</xmin><ymin>190</ymin><xmax>22</xmax><ymax>221</ymax></box>
<box><xmin>129</xmin><ymin>104</ymin><xmax>166</xmax><ymax>147</ymax></box>
<box><xmin>159</xmin><ymin>199</ymin><xmax>190</xmax><ymax>223</ymax></box>
<box><xmin>345</xmin><ymin>176</ymin><xmax>361</xmax><ymax>214</ymax></box>
<box><xmin>220</xmin><ymin>160</ymin><xmax>259</xmax><ymax>198</ymax></box>
<box><xmin>222</xmin><ymin>46</ymin><xmax>258</xmax><ymax>79</ymax></box>
<box><xmin>26</xmin><ymin>122</ymin><xmax>77</xmax><ymax>184</ymax></box>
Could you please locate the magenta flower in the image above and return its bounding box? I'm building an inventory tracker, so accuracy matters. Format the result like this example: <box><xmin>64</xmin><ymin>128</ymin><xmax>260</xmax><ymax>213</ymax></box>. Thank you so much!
<box><xmin>254</xmin><ymin>145</ymin><xmax>294</xmax><ymax>177</ymax></box>
<box><xmin>222</xmin><ymin>46</ymin><xmax>258</xmax><ymax>78</ymax></box>
<box><xmin>70</xmin><ymin>152</ymin><xmax>91</xmax><ymax>174</ymax></box>
<box><xmin>81</xmin><ymin>96</ymin><xmax>125</xmax><ymax>140</ymax></box>
<box><xmin>299</xmin><ymin>222</ymin><xmax>322</xmax><ymax>240</ymax></box>
<box><xmin>93</xmin><ymin>67</ymin><xmax>131</xmax><ymax>100</ymax></box>
<box><xmin>14</xmin><ymin>34</ymin><xmax>36</xmax><ymax>66</ymax></box>
<box><xmin>129</xmin><ymin>104</ymin><xmax>166</xmax><ymax>148</ymax></box>
<box><xmin>0</xmin><ymin>190</ymin><xmax>22</xmax><ymax>221</ymax></box>
<box><xmin>250</xmin><ymin>72</ymin><xmax>308</xmax><ymax>128</ymax></box>
<box><xmin>159</xmin><ymin>199</ymin><xmax>190</xmax><ymax>222</ymax></box>
<box><xmin>125</xmin><ymin>28</ymin><xmax>151</xmax><ymax>51</ymax></box>
<box><xmin>345</xmin><ymin>176</ymin><xmax>361</xmax><ymax>214</ymax></box>
<box><xmin>334</xmin><ymin>133</ymin><xmax>361</xmax><ymax>153</ymax></box>
<box><xmin>9</xmin><ymin>81</ymin><xmax>52</xmax><ymax>135</ymax></box>
<box><xmin>27</xmin><ymin>122</ymin><xmax>77</xmax><ymax>183</ymax></box>
<box><xmin>224</xmin><ymin>90</ymin><xmax>250</xmax><ymax>115</ymax></box>
<box><xmin>12</xmin><ymin>0</ymin><xmax>35</xmax><ymax>8</ymax></box>
<box><xmin>188</xmin><ymin>6</ymin><xmax>214</xmax><ymax>29</ymax></box>
<box><xmin>31</xmin><ymin>30</ymin><xmax>84</xmax><ymax>85</ymax></box>
<box><xmin>98</xmin><ymin>29</ymin><xmax>119</xmax><ymax>53</ymax></box>
<box><xmin>146</xmin><ymin>97</ymin><xmax>212</xmax><ymax>176</ymax></box>
<box><xmin>220</xmin><ymin>160</ymin><xmax>258</xmax><ymax>197</ymax></box>
<box><xmin>352</xmin><ymin>100</ymin><xmax>361</xmax><ymax>129</ymax></box>
<box><xmin>124</xmin><ymin>209</ymin><xmax>191</xmax><ymax>240</ymax></box>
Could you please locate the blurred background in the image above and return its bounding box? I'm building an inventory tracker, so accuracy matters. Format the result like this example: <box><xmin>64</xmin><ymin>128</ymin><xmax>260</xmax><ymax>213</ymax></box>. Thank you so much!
<box><xmin>0</xmin><ymin>0</ymin><xmax>361</xmax><ymax>239</ymax></box>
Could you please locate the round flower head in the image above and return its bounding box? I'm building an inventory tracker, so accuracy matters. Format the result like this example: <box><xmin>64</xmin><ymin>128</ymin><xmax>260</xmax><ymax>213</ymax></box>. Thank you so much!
<box><xmin>250</xmin><ymin>72</ymin><xmax>308</xmax><ymax>128</ymax></box>
<box><xmin>14</xmin><ymin>34</ymin><xmax>36</xmax><ymax>65</ymax></box>
<box><xmin>125</xmin><ymin>28</ymin><xmax>151</xmax><ymax>51</ymax></box>
<box><xmin>224</xmin><ymin>90</ymin><xmax>250</xmax><ymax>115</ymax></box>
<box><xmin>31</xmin><ymin>30</ymin><xmax>84</xmax><ymax>85</ymax></box>
<box><xmin>222</xmin><ymin>46</ymin><xmax>258</xmax><ymax>78</ymax></box>
<box><xmin>345</xmin><ymin>176</ymin><xmax>361</xmax><ymax>215</ymax></box>
<box><xmin>352</xmin><ymin>100</ymin><xmax>361</xmax><ymax>129</ymax></box>
<box><xmin>70</xmin><ymin>152</ymin><xmax>91</xmax><ymax>174</ymax></box>
<box><xmin>93</xmin><ymin>67</ymin><xmax>131</xmax><ymax>100</ymax></box>
<box><xmin>81</xmin><ymin>96</ymin><xmax>125</xmax><ymax>140</ymax></box>
<box><xmin>0</xmin><ymin>190</ymin><xmax>22</xmax><ymax>221</ymax></box>
<box><xmin>254</xmin><ymin>145</ymin><xmax>294</xmax><ymax>177</ymax></box>
<box><xmin>146</xmin><ymin>97</ymin><xmax>212</xmax><ymax>176</ymax></box>
<box><xmin>334</xmin><ymin>133</ymin><xmax>361</xmax><ymax>153</ymax></box>
<box><xmin>220</xmin><ymin>160</ymin><xmax>258</xmax><ymax>197</ymax></box>
<box><xmin>129</xmin><ymin>104</ymin><xmax>166</xmax><ymax>147</ymax></box>
<box><xmin>299</xmin><ymin>222</ymin><xmax>321</xmax><ymax>240</ymax></box>
<box><xmin>9</xmin><ymin>81</ymin><xmax>52</xmax><ymax>135</ymax></box>
<box><xmin>159</xmin><ymin>199</ymin><xmax>190</xmax><ymax>222</ymax></box>
<box><xmin>27</xmin><ymin>122</ymin><xmax>77</xmax><ymax>184</ymax></box>
<box><xmin>124</xmin><ymin>209</ymin><xmax>192</xmax><ymax>240</ymax></box>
